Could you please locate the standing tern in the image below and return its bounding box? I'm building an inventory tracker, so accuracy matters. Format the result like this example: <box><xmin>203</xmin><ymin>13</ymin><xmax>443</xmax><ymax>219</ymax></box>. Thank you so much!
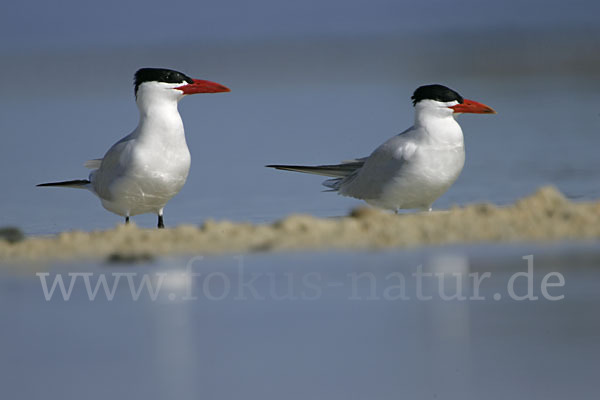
<box><xmin>267</xmin><ymin>84</ymin><xmax>495</xmax><ymax>212</ymax></box>
<box><xmin>38</xmin><ymin>68</ymin><xmax>230</xmax><ymax>228</ymax></box>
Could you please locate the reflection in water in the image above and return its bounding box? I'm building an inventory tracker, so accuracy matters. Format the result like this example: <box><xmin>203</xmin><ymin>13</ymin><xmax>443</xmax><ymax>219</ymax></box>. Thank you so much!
<box><xmin>428</xmin><ymin>254</ymin><xmax>471</xmax><ymax>398</ymax></box>
<box><xmin>153</xmin><ymin>266</ymin><xmax>197</xmax><ymax>398</ymax></box>
<box><xmin>2</xmin><ymin>244</ymin><xmax>598</xmax><ymax>399</ymax></box>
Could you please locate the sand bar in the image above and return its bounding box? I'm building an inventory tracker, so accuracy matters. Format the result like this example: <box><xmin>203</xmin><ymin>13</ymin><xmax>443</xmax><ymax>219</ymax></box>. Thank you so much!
<box><xmin>1</xmin><ymin>186</ymin><xmax>599</xmax><ymax>263</ymax></box>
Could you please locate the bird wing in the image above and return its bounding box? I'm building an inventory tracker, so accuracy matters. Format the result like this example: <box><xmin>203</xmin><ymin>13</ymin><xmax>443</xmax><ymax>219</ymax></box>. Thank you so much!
<box><xmin>336</xmin><ymin>133</ymin><xmax>417</xmax><ymax>199</ymax></box>
<box><xmin>266</xmin><ymin>158</ymin><xmax>367</xmax><ymax>178</ymax></box>
<box><xmin>90</xmin><ymin>135</ymin><xmax>136</xmax><ymax>200</ymax></box>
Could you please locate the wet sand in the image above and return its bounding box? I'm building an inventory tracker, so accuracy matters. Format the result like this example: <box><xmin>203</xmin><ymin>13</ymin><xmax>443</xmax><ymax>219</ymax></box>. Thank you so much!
<box><xmin>1</xmin><ymin>186</ymin><xmax>599</xmax><ymax>263</ymax></box>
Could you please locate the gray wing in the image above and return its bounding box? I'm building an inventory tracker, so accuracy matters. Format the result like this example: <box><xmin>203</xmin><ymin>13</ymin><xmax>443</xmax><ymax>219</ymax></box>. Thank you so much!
<box><xmin>334</xmin><ymin>135</ymin><xmax>414</xmax><ymax>199</ymax></box>
<box><xmin>267</xmin><ymin>157</ymin><xmax>367</xmax><ymax>178</ymax></box>
<box><xmin>89</xmin><ymin>135</ymin><xmax>136</xmax><ymax>200</ymax></box>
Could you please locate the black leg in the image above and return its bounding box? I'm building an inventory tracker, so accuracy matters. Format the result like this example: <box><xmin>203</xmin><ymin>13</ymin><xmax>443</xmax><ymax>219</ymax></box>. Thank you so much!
<box><xmin>157</xmin><ymin>214</ymin><xmax>164</xmax><ymax>229</ymax></box>
<box><xmin>125</xmin><ymin>216</ymin><xmax>130</xmax><ymax>224</ymax></box>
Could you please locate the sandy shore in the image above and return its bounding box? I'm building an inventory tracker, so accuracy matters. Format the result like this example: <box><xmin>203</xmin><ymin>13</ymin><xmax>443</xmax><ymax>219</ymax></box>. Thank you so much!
<box><xmin>1</xmin><ymin>186</ymin><xmax>599</xmax><ymax>263</ymax></box>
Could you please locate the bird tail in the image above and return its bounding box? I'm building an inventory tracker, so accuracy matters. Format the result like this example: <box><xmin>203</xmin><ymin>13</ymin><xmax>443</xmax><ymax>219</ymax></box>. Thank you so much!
<box><xmin>37</xmin><ymin>179</ymin><xmax>91</xmax><ymax>189</ymax></box>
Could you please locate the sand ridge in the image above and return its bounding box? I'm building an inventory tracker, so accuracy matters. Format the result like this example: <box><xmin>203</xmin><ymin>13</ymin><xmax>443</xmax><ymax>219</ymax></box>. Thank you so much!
<box><xmin>1</xmin><ymin>186</ymin><xmax>599</xmax><ymax>263</ymax></box>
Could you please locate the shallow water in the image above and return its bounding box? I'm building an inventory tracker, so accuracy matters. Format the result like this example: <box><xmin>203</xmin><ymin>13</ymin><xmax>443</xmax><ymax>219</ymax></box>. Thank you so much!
<box><xmin>1</xmin><ymin>243</ymin><xmax>599</xmax><ymax>399</ymax></box>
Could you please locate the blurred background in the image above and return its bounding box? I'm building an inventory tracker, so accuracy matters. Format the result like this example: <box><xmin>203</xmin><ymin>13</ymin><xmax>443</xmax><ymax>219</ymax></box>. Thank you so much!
<box><xmin>1</xmin><ymin>1</ymin><xmax>600</xmax><ymax>399</ymax></box>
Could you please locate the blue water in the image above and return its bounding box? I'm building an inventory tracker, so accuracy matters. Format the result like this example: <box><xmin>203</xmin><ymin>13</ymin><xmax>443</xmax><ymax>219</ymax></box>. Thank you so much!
<box><xmin>2</xmin><ymin>244</ymin><xmax>600</xmax><ymax>399</ymax></box>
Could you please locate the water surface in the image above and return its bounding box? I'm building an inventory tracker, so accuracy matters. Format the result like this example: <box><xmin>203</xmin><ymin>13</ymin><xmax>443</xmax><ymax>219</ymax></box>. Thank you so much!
<box><xmin>1</xmin><ymin>244</ymin><xmax>599</xmax><ymax>399</ymax></box>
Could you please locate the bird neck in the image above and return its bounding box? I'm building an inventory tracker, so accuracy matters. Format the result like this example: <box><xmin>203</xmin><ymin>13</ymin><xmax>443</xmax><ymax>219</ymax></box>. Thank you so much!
<box><xmin>135</xmin><ymin>96</ymin><xmax>186</xmax><ymax>144</ymax></box>
<box><xmin>414</xmin><ymin>107</ymin><xmax>463</xmax><ymax>145</ymax></box>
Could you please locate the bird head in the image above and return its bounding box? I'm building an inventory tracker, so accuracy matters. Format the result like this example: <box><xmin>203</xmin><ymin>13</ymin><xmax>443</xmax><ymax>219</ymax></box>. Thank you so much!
<box><xmin>134</xmin><ymin>68</ymin><xmax>230</xmax><ymax>101</ymax></box>
<box><xmin>411</xmin><ymin>84</ymin><xmax>496</xmax><ymax>116</ymax></box>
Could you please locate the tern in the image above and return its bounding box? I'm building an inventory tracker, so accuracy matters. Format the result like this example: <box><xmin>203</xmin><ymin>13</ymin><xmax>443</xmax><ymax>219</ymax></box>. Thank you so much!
<box><xmin>267</xmin><ymin>84</ymin><xmax>495</xmax><ymax>212</ymax></box>
<box><xmin>38</xmin><ymin>68</ymin><xmax>230</xmax><ymax>228</ymax></box>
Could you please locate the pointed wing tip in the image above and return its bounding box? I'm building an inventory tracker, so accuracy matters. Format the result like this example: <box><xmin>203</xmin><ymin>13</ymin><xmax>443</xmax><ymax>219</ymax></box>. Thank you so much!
<box><xmin>36</xmin><ymin>179</ymin><xmax>91</xmax><ymax>188</ymax></box>
<box><xmin>266</xmin><ymin>165</ymin><xmax>293</xmax><ymax>170</ymax></box>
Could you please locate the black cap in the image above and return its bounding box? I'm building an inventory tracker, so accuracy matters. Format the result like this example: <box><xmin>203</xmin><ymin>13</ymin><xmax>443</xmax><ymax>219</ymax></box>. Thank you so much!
<box><xmin>411</xmin><ymin>84</ymin><xmax>464</xmax><ymax>106</ymax></box>
<box><xmin>134</xmin><ymin>68</ymin><xmax>193</xmax><ymax>94</ymax></box>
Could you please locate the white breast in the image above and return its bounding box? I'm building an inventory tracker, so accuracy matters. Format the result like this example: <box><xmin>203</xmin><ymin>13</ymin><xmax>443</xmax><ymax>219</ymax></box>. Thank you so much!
<box><xmin>91</xmin><ymin>90</ymin><xmax>192</xmax><ymax>217</ymax></box>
